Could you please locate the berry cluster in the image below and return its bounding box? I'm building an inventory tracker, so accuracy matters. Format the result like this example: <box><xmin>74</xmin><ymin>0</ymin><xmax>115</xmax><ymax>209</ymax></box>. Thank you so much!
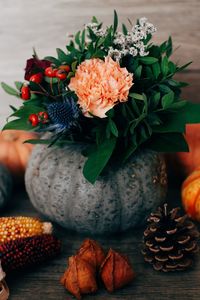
<box><xmin>29</xmin><ymin>111</ymin><xmax>49</xmax><ymax>127</ymax></box>
<box><xmin>20</xmin><ymin>64</ymin><xmax>71</xmax><ymax>127</ymax></box>
<box><xmin>45</xmin><ymin>65</ymin><xmax>70</xmax><ymax>80</ymax></box>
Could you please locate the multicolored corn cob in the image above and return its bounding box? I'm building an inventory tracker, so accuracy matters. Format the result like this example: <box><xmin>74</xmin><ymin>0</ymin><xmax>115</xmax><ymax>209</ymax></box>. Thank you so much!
<box><xmin>0</xmin><ymin>234</ymin><xmax>61</xmax><ymax>272</ymax></box>
<box><xmin>0</xmin><ymin>217</ymin><xmax>52</xmax><ymax>244</ymax></box>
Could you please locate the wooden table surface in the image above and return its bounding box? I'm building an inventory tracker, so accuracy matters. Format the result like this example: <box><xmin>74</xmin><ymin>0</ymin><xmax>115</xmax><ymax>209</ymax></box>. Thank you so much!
<box><xmin>1</xmin><ymin>180</ymin><xmax>199</xmax><ymax>300</ymax></box>
<box><xmin>0</xmin><ymin>0</ymin><xmax>200</xmax><ymax>299</ymax></box>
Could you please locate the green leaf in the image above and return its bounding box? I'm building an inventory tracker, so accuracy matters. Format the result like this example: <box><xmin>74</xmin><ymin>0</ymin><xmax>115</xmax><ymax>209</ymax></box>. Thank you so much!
<box><xmin>113</xmin><ymin>10</ymin><xmax>118</xmax><ymax>34</ymax></box>
<box><xmin>134</xmin><ymin>65</ymin><xmax>142</xmax><ymax>79</ymax></box>
<box><xmin>81</xmin><ymin>29</ymin><xmax>86</xmax><ymax>50</ymax></box>
<box><xmin>151</xmin><ymin>92</ymin><xmax>161</xmax><ymax>109</ymax></box>
<box><xmin>148</xmin><ymin>132</ymin><xmax>189</xmax><ymax>152</ymax></box>
<box><xmin>11</xmin><ymin>104</ymin><xmax>44</xmax><ymax>118</ymax></box>
<box><xmin>67</xmin><ymin>71</ymin><xmax>75</xmax><ymax>79</ymax></box>
<box><xmin>92</xmin><ymin>16</ymin><xmax>98</xmax><ymax>23</ymax></box>
<box><xmin>129</xmin><ymin>93</ymin><xmax>144</xmax><ymax>100</ymax></box>
<box><xmin>109</xmin><ymin>119</ymin><xmax>118</xmax><ymax>137</ymax></box>
<box><xmin>160</xmin><ymin>41</ymin><xmax>167</xmax><ymax>53</ymax></box>
<box><xmin>166</xmin><ymin>36</ymin><xmax>173</xmax><ymax>57</ymax></box>
<box><xmin>83</xmin><ymin>137</ymin><xmax>117</xmax><ymax>184</ymax></box>
<box><xmin>14</xmin><ymin>81</ymin><xmax>23</xmax><ymax>91</ymax></box>
<box><xmin>158</xmin><ymin>84</ymin><xmax>172</xmax><ymax>94</ymax></box>
<box><xmin>1</xmin><ymin>82</ymin><xmax>19</xmax><ymax>97</ymax></box>
<box><xmin>88</xmin><ymin>27</ymin><xmax>98</xmax><ymax>41</ymax></box>
<box><xmin>161</xmin><ymin>91</ymin><xmax>174</xmax><ymax>109</ymax></box>
<box><xmin>9</xmin><ymin>105</ymin><xmax>17</xmax><ymax>112</ymax></box>
<box><xmin>147</xmin><ymin>113</ymin><xmax>162</xmax><ymax>126</ymax></box>
<box><xmin>122</xmin><ymin>23</ymin><xmax>128</xmax><ymax>35</ymax></box>
<box><xmin>182</xmin><ymin>102</ymin><xmax>200</xmax><ymax>124</ymax></box>
<box><xmin>71</xmin><ymin>61</ymin><xmax>78</xmax><ymax>72</ymax></box>
<box><xmin>75</xmin><ymin>31</ymin><xmax>81</xmax><ymax>47</ymax></box>
<box><xmin>3</xmin><ymin>118</ymin><xmax>33</xmax><ymax>131</ymax></box>
<box><xmin>161</xmin><ymin>56</ymin><xmax>169</xmax><ymax>77</ymax></box>
<box><xmin>106</xmin><ymin>108</ymin><xmax>114</xmax><ymax>118</ymax></box>
<box><xmin>44</xmin><ymin>56</ymin><xmax>61</xmax><ymax>66</ymax></box>
<box><xmin>152</xmin><ymin>62</ymin><xmax>160</xmax><ymax>79</ymax></box>
<box><xmin>139</xmin><ymin>57</ymin><xmax>158</xmax><ymax>65</ymax></box>
<box><xmin>96</xmin><ymin>36</ymin><xmax>105</xmax><ymax>48</ymax></box>
<box><xmin>130</xmin><ymin>99</ymin><xmax>140</xmax><ymax>116</ymax></box>
<box><xmin>104</xmin><ymin>28</ymin><xmax>112</xmax><ymax>48</ymax></box>
<box><xmin>153</xmin><ymin>102</ymin><xmax>200</xmax><ymax>133</ymax></box>
<box><xmin>168</xmin><ymin>61</ymin><xmax>176</xmax><ymax>74</ymax></box>
<box><xmin>56</xmin><ymin>48</ymin><xmax>68</xmax><ymax>62</ymax></box>
<box><xmin>122</xmin><ymin>142</ymin><xmax>137</xmax><ymax>162</ymax></box>
<box><xmin>176</xmin><ymin>61</ymin><xmax>192</xmax><ymax>72</ymax></box>
<box><xmin>168</xmin><ymin>100</ymin><xmax>187</xmax><ymax>110</ymax></box>
<box><xmin>145</xmin><ymin>66</ymin><xmax>153</xmax><ymax>78</ymax></box>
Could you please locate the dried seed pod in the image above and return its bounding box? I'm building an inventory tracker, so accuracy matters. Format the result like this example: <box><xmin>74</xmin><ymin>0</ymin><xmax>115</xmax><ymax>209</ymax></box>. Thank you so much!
<box><xmin>100</xmin><ymin>249</ymin><xmax>135</xmax><ymax>292</ymax></box>
<box><xmin>61</xmin><ymin>255</ymin><xmax>98</xmax><ymax>300</ymax></box>
<box><xmin>0</xmin><ymin>261</ymin><xmax>9</xmax><ymax>300</ymax></box>
<box><xmin>0</xmin><ymin>217</ymin><xmax>52</xmax><ymax>244</ymax></box>
<box><xmin>77</xmin><ymin>239</ymin><xmax>105</xmax><ymax>269</ymax></box>
<box><xmin>0</xmin><ymin>234</ymin><xmax>61</xmax><ymax>272</ymax></box>
<box><xmin>0</xmin><ymin>280</ymin><xmax>9</xmax><ymax>300</ymax></box>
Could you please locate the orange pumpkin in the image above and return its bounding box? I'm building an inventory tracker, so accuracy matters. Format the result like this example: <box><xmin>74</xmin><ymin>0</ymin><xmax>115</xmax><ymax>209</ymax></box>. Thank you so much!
<box><xmin>177</xmin><ymin>124</ymin><xmax>200</xmax><ymax>176</ymax></box>
<box><xmin>0</xmin><ymin>130</ymin><xmax>37</xmax><ymax>180</ymax></box>
<box><xmin>181</xmin><ymin>167</ymin><xmax>200</xmax><ymax>221</ymax></box>
<box><xmin>166</xmin><ymin>124</ymin><xmax>200</xmax><ymax>179</ymax></box>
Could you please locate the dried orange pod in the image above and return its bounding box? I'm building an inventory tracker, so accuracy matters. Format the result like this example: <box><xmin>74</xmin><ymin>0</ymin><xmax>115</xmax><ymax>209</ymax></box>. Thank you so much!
<box><xmin>60</xmin><ymin>255</ymin><xmax>98</xmax><ymax>300</ymax></box>
<box><xmin>77</xmin><ymin>239</ymin><xmax>105</xmax><ymax>269</ymax></box>
<box><xmin>100</xmin><ymin>249</ymin><xmax>135</xmax><ymax>292</ymax></box>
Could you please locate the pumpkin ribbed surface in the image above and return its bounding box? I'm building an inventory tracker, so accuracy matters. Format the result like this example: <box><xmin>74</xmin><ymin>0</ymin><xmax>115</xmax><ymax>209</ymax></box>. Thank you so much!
<box><xmin>25</xmin><ymin>144</ymin><xmax>167</xmax><ymax>235</ymax></box>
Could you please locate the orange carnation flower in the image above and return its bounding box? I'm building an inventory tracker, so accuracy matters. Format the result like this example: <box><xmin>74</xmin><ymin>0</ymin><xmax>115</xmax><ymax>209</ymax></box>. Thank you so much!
<box><xmin>69</xmin><ymin>57</ymin><xmax>133</xmax><ymax>118</ymax></box>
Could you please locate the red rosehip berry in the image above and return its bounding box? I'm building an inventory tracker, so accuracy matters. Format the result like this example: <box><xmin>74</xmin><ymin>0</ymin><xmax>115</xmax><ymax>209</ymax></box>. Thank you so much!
<box><xmin>29</xmin><ymin>73</ymin><xmax>43</xmax><ymax>84</ymax></box>
<box><xmin>59</xmin><ymin>65</ymin><xmax>70</xmax><ymax>73</ymax></box>
<box><xmin>45</xmin><ymin>67</ymin><xmax>58</xmax><ymax>77</ymax></box>
<box><xmin>38</xmin><ymin>111</ymin><xmax>49</xmax><ymax>123</ymax></box>
<box><xmin>29</xmin><ymin>114</ymin><xmax>39</xmax><ymax>127</ymax></box>
<box><xmin>21</xmin><ymin>84</ymin><xmax>31</xmax><ymax>100</ymax></box>
<box><xmin>56</xmin><ymin>70</ymin><xmax>67</xmax><ymax>80</ymax></box>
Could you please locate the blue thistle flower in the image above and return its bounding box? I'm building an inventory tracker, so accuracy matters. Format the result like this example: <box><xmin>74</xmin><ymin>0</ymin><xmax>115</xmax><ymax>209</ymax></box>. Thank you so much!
<box><xmin>47</xmin><ymin>98</ymin><xmax>79</xmax><ymax>133</ymax></box>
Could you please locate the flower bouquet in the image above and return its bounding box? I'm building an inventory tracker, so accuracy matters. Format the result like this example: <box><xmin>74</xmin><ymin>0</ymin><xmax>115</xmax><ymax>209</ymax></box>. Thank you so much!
<box><xmin>2</xmin><ymin>11</ymin><xmax>200</xmax><ymax>184</ymax></box>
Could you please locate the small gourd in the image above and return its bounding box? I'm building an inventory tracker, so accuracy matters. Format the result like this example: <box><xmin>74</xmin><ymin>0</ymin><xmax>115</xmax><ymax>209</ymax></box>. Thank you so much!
<box><xmin>0</xmin><ymin>130</ymin><xmax>37</xmax><ymax>181</ymax></box>
<box><xmin>182</xmin><ymin>167</ymin><xmax>200</xmax><ymax>221</ymax></box>
<box><xmin>0</xmin><ymin>165</ymin><xmax>12</xmax><ymax>210</ymax></box>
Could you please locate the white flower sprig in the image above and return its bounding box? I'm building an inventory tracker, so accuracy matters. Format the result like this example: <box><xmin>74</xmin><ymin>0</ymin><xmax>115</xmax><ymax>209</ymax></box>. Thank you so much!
<box><xmin>85</xmin><ymin>17</ymin><xmax>156</xmax><ymax>61</ymax></box>
<box><xmin>85</xmin><ymin>22</ymin><xmax>107</xmax><ymax>37</ymax></box>
<box><xmin>109</xmin><ymin>17</ymin><xmax>157</xmax><ymax>61</ymax></box>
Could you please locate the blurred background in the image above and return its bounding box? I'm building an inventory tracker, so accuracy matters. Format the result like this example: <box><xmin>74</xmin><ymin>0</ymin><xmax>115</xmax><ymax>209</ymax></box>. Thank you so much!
<box><xmin>0</xmin><ymin>0</ymin><xmax>199</xmax><ymax>128</ymax></box>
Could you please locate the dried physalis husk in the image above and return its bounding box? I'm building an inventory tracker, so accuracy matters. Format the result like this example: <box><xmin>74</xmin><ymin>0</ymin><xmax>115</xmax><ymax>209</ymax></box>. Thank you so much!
<box><xmin>60</xmin><ymin>255</ymin><xmax>98</xmax><ymax>300</ymax></box>
<box><xmin>77</xmin><ymin>239</ymin><xmax>105</xmax><ymax>269</ymax></box>
<box><xmin>100</xmin><ymin>249</ymin><xmax>135</xmax><ymax>292</ymax></box>
<box><xmin>0</xmin><ymin>261</ymin><xmax>9</xmax><ymax>300</ymax></box>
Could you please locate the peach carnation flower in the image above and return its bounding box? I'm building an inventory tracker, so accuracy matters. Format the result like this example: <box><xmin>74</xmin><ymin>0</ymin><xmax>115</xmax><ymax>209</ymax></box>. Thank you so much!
<box><xmin>69</xmin><ymin>57</ymin><xmax>133</xmax><ymax>118</ymax></box>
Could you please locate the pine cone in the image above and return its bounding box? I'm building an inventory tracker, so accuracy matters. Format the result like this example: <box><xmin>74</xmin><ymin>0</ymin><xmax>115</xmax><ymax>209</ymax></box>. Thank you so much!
<box><xmin>142</xmin><ymin>204</ymin><xmax>200</xmax><ymax>272</ymax></box>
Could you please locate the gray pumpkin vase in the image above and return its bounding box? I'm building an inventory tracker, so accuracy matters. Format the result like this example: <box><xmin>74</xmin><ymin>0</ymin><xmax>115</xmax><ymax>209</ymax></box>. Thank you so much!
<box><xmin>0</xmin><ymin>165</ymin><xmax>13</xmax><ymax>209</ymax></box>
<box><xmin>25</xmin><ymin>144</ymin><xmax>167</xmax><ymax>235</ymax></box>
